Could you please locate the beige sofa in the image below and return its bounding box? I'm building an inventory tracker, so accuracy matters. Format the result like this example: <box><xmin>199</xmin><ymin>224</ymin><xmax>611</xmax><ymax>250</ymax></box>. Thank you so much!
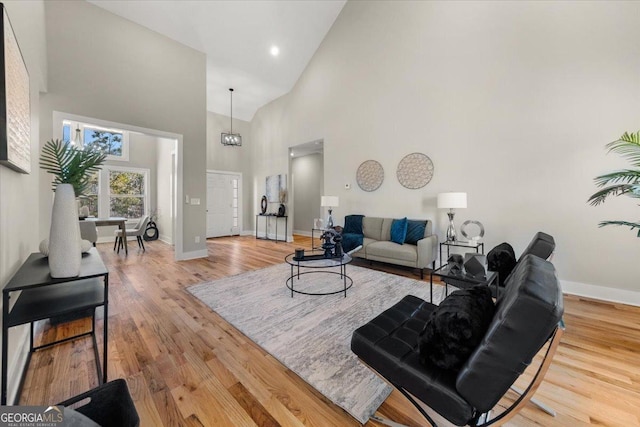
<box><xmin>351</xmin><ymin>217</ymin><xmax>438</xmax><ymax>278</ymax></box>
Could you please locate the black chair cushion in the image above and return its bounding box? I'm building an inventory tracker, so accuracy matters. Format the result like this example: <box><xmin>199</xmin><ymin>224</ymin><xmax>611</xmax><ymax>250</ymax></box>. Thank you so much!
<box><xmin>418</xmin><ymin>285</ymin><xmax>495</xmax><ymax>371</ymax></box>
<box><xmin>455</xmin><ymin>254</ymin><xmax>563</xmax><ymax>413</ymax></box>
<box><xmin>519</xmin><ymin>231</ymin><xmax>555</xmax><ymax>262</ymax></box>
<box><xmin>351</xmin><ymin>295</ymin><xmax>476</xmax><ymax>426</ymax></box>
<box><xmin>487</xmin><ymin>242</ymin><xmax>517</xmax><ymax>287</ymax></box>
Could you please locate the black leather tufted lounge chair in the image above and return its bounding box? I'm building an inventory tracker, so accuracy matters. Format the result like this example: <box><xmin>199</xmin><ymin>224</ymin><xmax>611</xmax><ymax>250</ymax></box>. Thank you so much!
<box><xmin>351</xmin><ymin>254</ymin><xmax>564</xmax><ymax>426</ymax></box>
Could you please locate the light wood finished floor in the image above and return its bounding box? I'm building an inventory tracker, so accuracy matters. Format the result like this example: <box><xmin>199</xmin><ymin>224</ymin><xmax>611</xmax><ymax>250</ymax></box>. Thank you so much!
<box><xmin>18</xmin><ymin>236</ymin><xmax>640</xmax><ymax>426</ymax></box>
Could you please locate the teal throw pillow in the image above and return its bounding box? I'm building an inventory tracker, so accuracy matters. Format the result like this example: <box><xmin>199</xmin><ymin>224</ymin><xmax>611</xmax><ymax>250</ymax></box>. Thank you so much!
<box><xmin>405</xmin><ymin>220</ymin><xmax>426</xmax><ymax>245</ymax></box>
<box><xmin>390</xmin><ymin>217</ymin><xmax>408</xmax><ymax>245</ymax></box>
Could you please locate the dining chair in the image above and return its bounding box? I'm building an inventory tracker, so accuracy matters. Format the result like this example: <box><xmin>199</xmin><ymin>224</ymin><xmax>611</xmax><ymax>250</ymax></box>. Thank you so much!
<box><xmin>114</xmin><ymin>216</ymin><xmax>149</xmax><ymax>253</ymax></box>
<box><xmin>79</xmin><ymin>221</ymin><xmax>98</xmax><ymax>246</ymax></box>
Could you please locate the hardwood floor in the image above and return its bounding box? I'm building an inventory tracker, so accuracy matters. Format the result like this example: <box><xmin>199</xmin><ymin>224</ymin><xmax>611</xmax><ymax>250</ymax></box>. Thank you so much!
<box><xmin>18</xmin><ymin>236</ymin><xmax>640</xmax><ymax>426</ymax></box>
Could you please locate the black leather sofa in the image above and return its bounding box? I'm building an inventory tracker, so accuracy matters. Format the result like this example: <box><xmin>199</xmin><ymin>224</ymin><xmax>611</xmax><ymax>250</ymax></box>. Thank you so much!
<box><xmin>351</xmin><ymin>254</ymin><xmax>564</xmax><ymax>426</ymax></box>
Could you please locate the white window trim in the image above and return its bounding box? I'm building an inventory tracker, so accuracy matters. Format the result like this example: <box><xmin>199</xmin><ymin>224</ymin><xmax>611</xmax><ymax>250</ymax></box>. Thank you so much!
<box><xmin>98</xmin><ymin>165</ymin><xmax>150</xmax><ymax>221</ymax></box>
<box><xmin>63</xmin><ymin>121</ymin><xmax>130</xmax><ymax>161</ymax></box>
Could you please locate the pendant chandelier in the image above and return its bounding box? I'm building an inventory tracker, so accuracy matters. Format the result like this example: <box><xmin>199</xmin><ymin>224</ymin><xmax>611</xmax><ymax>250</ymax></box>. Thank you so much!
<box><xmin>221</xmin><ymin>88</ymin><xmax>242</xmax><ymax>146</ymax></box>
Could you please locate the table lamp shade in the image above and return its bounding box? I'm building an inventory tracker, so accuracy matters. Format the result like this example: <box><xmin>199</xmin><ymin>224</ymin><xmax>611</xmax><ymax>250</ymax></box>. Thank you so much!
<box><xmin>321</xmin><ymin>196</ymin><xmax>339</xmax><ymax>207</ymax></box>
<box><xmin>437</xmin><ymin>192</ymin><xmax>467</xmax><ymax>209</ymax></box>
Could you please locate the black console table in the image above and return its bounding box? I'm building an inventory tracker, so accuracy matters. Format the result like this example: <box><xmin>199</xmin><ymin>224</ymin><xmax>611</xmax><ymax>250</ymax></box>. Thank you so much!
<box><xmin>255</xmin><ymin>214</ymin><xmax>288</xmax><ymax>243</ymax></box>
<box><xmin>2</xmin><ymin>248</ymin><xmax>109</xmax><ymax>405</ymax></box>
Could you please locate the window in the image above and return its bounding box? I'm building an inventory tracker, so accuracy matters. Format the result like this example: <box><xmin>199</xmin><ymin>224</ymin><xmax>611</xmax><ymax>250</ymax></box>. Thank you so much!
<box><xmin>77</xmin><ymin>166</ymin><xmax>149</xmax><ymax>220</ymax></box>
<box><xmin>108</xmin><ymin>168</ymin><xmax>146</xmax><ymax>219</ymax></box>
<box><xmin>81</xmin><ymin>172</ymin><xmax>99</xmax><ymax>217</ymax></box>
<box><xmin>62</xmin><ymin>121</ymin><xmax>129</xmax><ymax>161</ymax></box>
<box><xmin>232</xmin><ymin>178</ymin><xmax>238</xmax><ymax>228</ymax></box>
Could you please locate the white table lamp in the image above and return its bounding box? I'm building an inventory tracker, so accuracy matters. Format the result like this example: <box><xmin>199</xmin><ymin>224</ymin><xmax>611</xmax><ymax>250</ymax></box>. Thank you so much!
<box><xmin>321</xmin><ymin>196</ymin><xmax>339</xmax><ymax>229</ymax></box>
<box><xmin>437</xmin><ymin>192</ymin><xmax>467</xmax><ymax>242</ymax></box>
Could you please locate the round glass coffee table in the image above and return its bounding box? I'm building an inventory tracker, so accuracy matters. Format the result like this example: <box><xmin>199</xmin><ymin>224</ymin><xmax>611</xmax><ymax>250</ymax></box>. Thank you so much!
<box><xmin>284</xmin><ymin>251</ymin><xmax>353</xmax><ymax>297</ymax></box>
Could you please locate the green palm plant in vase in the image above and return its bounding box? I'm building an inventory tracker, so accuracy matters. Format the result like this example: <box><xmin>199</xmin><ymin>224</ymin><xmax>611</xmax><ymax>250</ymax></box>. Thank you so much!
<box><xmin>39</xmin><ymin>139</ymin><xmax>107</xmax><ymax>278</ymax></box>
<box><xmin>588</xmin><ymin>131</ymin><xmax>640</xmax><ymax>236</ymax></box>
<box><xmin>40</xmin><ymin>139</ymin><xmax>107</xmax><ymax>196</ymax></box>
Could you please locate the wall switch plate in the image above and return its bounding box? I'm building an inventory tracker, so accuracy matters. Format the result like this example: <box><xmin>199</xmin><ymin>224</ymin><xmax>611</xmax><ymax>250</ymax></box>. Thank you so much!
<box><xmin>195</xmin><ymin>236</ymin><xmax>200</xmax><ymax>243</ymax></box>
<box><xmin>191</xmin><ymin>198</ymin><xmax>200</xmax><ymax>205</ymax></box>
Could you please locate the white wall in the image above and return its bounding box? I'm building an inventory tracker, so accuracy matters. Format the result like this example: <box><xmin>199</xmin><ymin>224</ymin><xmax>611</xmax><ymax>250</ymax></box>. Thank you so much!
<box><xmin>156</xmin><ymin>137</ymin><xmax>175</xmax><ymax>244</ymax></box>
<box><xmin>206</xmin><ymin>111</ymin><xmax>253</xmax><ymax>231</ymax></box>
<box><xmin>40</xmin><ymin>0</ymin><xmax>207</xmax><ymax>255</ymax></box>
<box><xmin>251</xmin><ymin>1</ymin><xmax>640</xmax><ymax>297</ymax></box>
<box><xmin>0</xmin><ymin>0</ymin><xmax>47</xmax><ymax>404</ymax></box>
<box><xmin>292</xmin><ymin>153</ymin><xmax>323</xmax><ymax>233</ymax></box>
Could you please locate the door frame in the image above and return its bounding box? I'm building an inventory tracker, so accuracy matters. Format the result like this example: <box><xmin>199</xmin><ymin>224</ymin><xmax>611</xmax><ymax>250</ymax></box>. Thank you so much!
<box><xmin>53</xmin><ymin>111</ymin><xmax>185</xmax><ymax>260</ymax></box>
<box><xmin>206</xmin><ymin>169</ymin><xmax>243</xmax><ymax>237</ymax></box>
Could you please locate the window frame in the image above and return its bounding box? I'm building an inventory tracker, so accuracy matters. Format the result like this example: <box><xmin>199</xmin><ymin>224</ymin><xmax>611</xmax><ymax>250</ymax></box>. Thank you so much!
<box><xmin>97</xmin><ymin>165</ymin><xmax>150</xmax><ymax>221</ymax></box>
<box><xmin>62</xmin><ymin>121</ymin><xmax>130</xmax><ymax>162</ymax></box>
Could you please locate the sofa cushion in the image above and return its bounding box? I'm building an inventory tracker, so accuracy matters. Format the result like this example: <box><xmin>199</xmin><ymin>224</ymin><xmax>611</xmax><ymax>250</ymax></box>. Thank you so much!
<box><xmin>362</xmin><ymin>217</ymin><xmax>384</xmax><ymax>241</ymax></box>
<box><xmin>418</xmin><ymin>286</ymin><xmax>495</xmax><ymax>371</ymax></box>
<box><xmin>405</xmin><ymin>220</ymin><xmax>427</xmax><ymax>245</ymax></box>
<box><xmin>366</xmin><ymin>241</ymin><xmax>417</xmax><ymax>262</ymax></box>
<box><xmin>391</xmin><ymin>218</ymin><xmax>408</xmax><ymax>244</ymax></box>
<box><xmin>343</xmin><ymin>215</ymin><xmax>365</xmax><ymax>235</ymax></box>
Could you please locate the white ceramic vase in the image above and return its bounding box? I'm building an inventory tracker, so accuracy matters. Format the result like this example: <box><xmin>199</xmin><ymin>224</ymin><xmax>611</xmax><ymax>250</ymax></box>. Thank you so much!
<box><xmin>49</xmin><ymin>183</ymin><xmax>82</xmax><ymax>278</ymax></box>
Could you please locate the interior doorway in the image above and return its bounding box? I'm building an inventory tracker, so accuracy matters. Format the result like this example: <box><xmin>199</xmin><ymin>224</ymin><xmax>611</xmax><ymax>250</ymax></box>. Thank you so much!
<box><xmin>206</xmin><ymin>170</ymin><xmax>242</xmax><ymax>238</ymax></box>
<box><xmin>289</xmin><ymin>140</ymin><xmax>324</xmax><ymax>236</ymax></box>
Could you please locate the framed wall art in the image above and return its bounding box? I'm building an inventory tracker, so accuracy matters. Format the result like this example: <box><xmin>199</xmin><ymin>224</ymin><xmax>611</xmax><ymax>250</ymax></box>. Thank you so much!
<box><xmin>0</xmin><ymin>4</ymin><xmax>30</xmax><ymax>174</ymax></box>
<box><xmin>266</xmin><ymin>174</ymin><xmax>287</xmax><ymax>203</ymax></box>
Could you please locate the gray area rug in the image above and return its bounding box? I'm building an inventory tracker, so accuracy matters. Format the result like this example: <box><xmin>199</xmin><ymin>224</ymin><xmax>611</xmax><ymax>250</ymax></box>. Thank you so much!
<box><xmin>188</xmin><ymin>263</ymin><xmax>446</xmax><ymax>424</ymax></box>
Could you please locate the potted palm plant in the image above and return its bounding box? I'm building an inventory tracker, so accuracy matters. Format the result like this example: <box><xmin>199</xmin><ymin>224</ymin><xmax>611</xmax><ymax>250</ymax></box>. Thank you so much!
<box><xmin>40</xmin><ymin>139</ymin><xmax>106</xmax><ymax>277</ymax></box>
<box><xmin>588</xmin><ymin>131</ymin><xmax>640</xmax><ymax>236</ymax></box>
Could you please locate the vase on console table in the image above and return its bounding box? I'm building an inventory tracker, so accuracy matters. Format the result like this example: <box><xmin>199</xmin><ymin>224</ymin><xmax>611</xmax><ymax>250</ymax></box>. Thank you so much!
<box><xmin>48</xmin><ymin>183</ymin><xmax>81</xmax><ymax>278</ymax></box>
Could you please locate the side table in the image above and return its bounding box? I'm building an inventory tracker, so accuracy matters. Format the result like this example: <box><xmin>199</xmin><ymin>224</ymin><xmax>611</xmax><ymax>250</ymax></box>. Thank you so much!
<box><xmin>255</xmin><ymin>214</ymin><xmax>288</xmax><ymax>243</ymax></box>
<box><xmin>2</xmin><ymin>248</ymin><xmax>109</xmax><ymax>405</ymax></box>
<box><xmin>430</xmin><ymin>263</ymin><xmax>499</xmax><ymax>303</ymax></box>
<box><xmin>439</xmin><ymin>240</ymin><xmax>484</xmax><ymax>267</ymax></box>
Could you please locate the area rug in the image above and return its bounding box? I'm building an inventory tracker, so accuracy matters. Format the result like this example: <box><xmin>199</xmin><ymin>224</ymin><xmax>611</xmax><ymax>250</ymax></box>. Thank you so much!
<box><xmin>187</xmin><ymin>264</ymin><xmax>446</xmax><ymax>424</ymax></box>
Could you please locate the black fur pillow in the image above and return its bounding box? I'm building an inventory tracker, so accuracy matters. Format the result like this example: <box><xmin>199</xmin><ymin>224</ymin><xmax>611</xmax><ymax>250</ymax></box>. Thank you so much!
<box><xmin>418</xmin><ymin>285</ymin><xmax>495</xmax><ymax>371</ymax></box>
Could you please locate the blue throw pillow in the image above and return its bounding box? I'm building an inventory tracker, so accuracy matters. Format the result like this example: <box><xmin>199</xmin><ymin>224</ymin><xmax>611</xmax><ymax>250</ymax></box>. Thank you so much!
<box><xmin>405</xmin><ymin>220</ymin><xmax>426</xmax><ymax>245</ymax></box>
<box><xmin>343</xmin><ymin>215</ymin><xmax>365</xmax><ymax>235</ymax></box>
<box><xmin>390</xmin><ymin>217</ymin><xmax>408</xmax><ymax>245</ymax></box>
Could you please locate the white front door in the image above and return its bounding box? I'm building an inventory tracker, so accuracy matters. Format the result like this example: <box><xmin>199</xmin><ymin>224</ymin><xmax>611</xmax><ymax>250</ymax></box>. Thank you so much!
<box><xmin>206</xmin><ymin>172</ymin><xmax>240</xmax><ymax>238</ymax></box>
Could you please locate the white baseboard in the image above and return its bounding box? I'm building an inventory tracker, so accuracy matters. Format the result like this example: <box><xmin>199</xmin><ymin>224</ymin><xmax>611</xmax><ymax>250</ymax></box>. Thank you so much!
<box><xmin>561</xmin><ymin>279</ymin><xmax>640</xmax><ymax>307</ymax></box>
<box><xmin>159</xmin><ymin>234</ymin><xmax>173</xmax><ymax>245</ymax></box>
<box><xmin>7</xmin><ymin>325</ymin><xmax>30</xmax><ymax>404</ymax></box>
<box><xmin>241</xmin><ymin>230</ymin><xmax>254</xmax><ymax>236</ymax></box>
<box><xmin>293</xmin><ymin>230</ymin><xmax>312</xmax><ymax>237</ymax></box>
<box><xmin>177</xmin><ymin>248</ymin><xmax>208</xmax><ymax>261</ymax></box>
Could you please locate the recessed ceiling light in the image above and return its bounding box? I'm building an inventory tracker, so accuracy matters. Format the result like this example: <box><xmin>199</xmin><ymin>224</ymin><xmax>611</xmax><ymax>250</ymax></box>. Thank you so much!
<box><xmin>290</xmin><ymin>152</ymin><xmax>294</xmax><ymax>157</ymax></box>
<box><xmin>270</xmin><ymin>46</ymin><xmax>280</xmax><ymax>57</ymax></box>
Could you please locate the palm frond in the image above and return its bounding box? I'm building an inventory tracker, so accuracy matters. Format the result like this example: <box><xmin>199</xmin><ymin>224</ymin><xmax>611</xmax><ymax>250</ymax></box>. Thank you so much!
<box><xmin>588</xmin><ymin>184</ymin><xmax>636</xmax><ymax>206</ymax></box>
<box><xmin>39</xmin><ymin>139</ymin><xmax>107</xmax><ymax>196</ymax></box>
<box><xmin>598</xmin><ymin>220</ymin><xmax>640</xmax><ymax>237</ymax></box>
<box><xmin>593</xmin><ymin>169</ymin><xmax>640</xmax><ymax>187</ymax></box>
<box><xmin>605</xmin><ymin>131</ymin><xmax>640</xmax><ymax>167</ymax></box>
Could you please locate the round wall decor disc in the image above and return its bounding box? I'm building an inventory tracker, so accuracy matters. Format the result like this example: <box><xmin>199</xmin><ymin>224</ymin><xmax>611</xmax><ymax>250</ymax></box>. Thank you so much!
<box><xmin>396</xmin><ymin>153</ymin><xmax>434</xmax><ymax>189</ymax></box>
<box><xmin>356</xmin><ymin>160</ymin><xmax>384</xmax><ymax>192</ymax></box>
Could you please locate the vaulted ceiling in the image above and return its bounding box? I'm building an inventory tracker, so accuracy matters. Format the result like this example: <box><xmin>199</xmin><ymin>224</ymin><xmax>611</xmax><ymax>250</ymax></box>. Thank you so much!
<box><xmin>88</xmin><ymin>0</ymin><xmax>346</xmax><ymax>121</ymax></box>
